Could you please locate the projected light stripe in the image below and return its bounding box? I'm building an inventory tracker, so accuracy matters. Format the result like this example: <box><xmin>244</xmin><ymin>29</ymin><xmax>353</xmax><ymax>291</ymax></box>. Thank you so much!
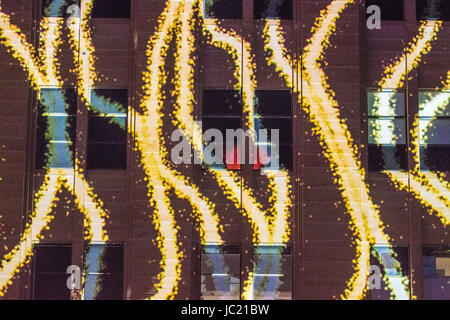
<box><xmin>0</xmin><ymin>2</ymin><xmax>109</xmax><ymax>296</ymax></box>
<box><xmin>373</xmin><ymin>19</ymin><xmax>449</xmax><ymax>227</ymax></box>
<box><xmin>264</xmin><ymin>3</ymin><xmax>411</xmax><ymax>299</ymax></box>
<box><xmin>378</xmin><ymin>21</ymin><xmax>441</xmax><ymax>89</ymax></box>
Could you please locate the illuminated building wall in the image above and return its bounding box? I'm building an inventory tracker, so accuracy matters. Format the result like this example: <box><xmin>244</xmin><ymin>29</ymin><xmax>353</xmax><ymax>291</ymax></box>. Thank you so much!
<box><xmin>0</xmin><ymin>0</ymin><xmax>448</xmax><ymax>300</ymax></box>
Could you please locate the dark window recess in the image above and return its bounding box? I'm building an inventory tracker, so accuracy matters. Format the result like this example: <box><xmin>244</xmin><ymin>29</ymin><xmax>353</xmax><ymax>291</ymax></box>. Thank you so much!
<box><xmin>83</xmin><ymin>244</ymin><xmax>124</xmax><ymax>300</ymax></box>
<box><xmin>87</xmin><ymin>89</ymin><xmax>128</xmax><ymax>169</ymax></box>
<box><xmin>32</xmin><ymin>244</ymin><xmax>72</xmax><ymax>300</ymax></box>
<box><xmin>203</xmin><ymin>90</ymin><xmax>242</xmax><ymax>116</ymax></box>
<box><xmin>366</xmin><ymin>0</ymin><xmax>404</xmax><ymax>21</ymax></box>
<box><xmin>254</xmin><ymin>0</ymin><xmax>293</xmax><ymax>20</ymax></box>
<box><xmin>420</xmin><ymin>145</ymin><xmax>450</xmax><ymax>171</ymax></box>
<box><xmin>368</xmin><ymin>246</ymin><xmax>409</xmax><ymax>300</ymax></box>
<box><xmin>203</xmin><ymin>90</ymin><xmax>242</xmax><ymax>169</ymax></box>
<box><xmin>92</xmin><ymin>0</ymin><xmax>130</xmax><ymax>18</ymax></box>
<box><xmin>417</xmin><ymin>0</ymin><xmax>450</xmax><ymax>21</ymax></box>
<box><xmin>368</xmin><ymin>145</ymin><xmax>408</xmax><ymax>171</ymax></box>
<box><xmin>36</xmin><ymin>88</ymin><xmax>77</xmax><ymax>169</ymax></box>
<box><xmin>423</xmin><ymin>247</ymin><xmax>450</xmax><ymax>300</ymax></box>
<box><xmin>254</xmin><ymin>90</ymin><xmax>293</xmax><ymax>170</ymax></box>
<box><xmin>42</xmin><ymin>0</ymin><xmax>79</xmax><ymax>18</ymax></box>
<box><xmin>204</xmin><ymin>0</ymin><xmax>243</xmax><ymax>19</ymax></box>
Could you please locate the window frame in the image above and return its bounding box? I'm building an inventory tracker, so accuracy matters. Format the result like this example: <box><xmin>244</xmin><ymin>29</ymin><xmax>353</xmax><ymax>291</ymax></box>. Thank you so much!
<box><xmin>253</xmin><ymin>89</ymin><xmax>293</xmax><ymax>171</ymax></box>
<box><xmin>253</xmin><ymin>0</ymin><xmax>293</xmax><ymax>20</ymax></box>
<box><xmin>367</xmin><ymin>88</ymin><xmax>408</xmax><ymax>172</ymax></box>
<box><xmin>202</xmin><ymin>89</ymin><xmax>243</xmax><ymax>170</ymax></box>
<box><xmin>416</xmin><ymin>0</ymin><xmax>450</xmax><ymax>21</ymax></box>
<box><xmin>35</xmin><ymin>87</ymin><xmax>77</xmax><ymax>170</ymax></box>
<box><xmin>31</xmin><ymin>242</ymin><xmax>73</xmax><ymax>300</ymax></box>
<box><xmin>82</xmin><ymin>242</ymin><xmax>125</xmax><ymax>300</ymax></box>
<box><xmin>87</xmin><ymin>88</ymin><xmax>128</xmax><ymax>170</ymax></box>
<box><xmin>200</xmin><ymin>243</ymin><xmax>241</xmax><ymax>300</ymax></box>
<box><xmin>418</xmin><ymin>89</ymin><xmax>450</xmax><ymax>172</ymax></box>
<box><xmin>203</xmin><ymin>0</ymin><xmax>243</xmax><ymax>20</ymax></box>
<box><xmin>252</xmin><ymin>243</ymin><xmax>293</xmax><ymax>300</ymax></box>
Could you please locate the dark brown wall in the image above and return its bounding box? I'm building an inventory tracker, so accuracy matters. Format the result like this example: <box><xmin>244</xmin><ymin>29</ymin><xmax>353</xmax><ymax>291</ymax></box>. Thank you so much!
<box><xmin>0</xmin><ymin>0</ymin><xmax>448</xmax><ymax>300</ymax></box>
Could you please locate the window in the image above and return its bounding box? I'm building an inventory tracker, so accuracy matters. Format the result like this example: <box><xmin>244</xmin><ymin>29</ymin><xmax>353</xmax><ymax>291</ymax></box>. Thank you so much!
<box><xmin>418</xmin><ymin>91</ymin><xmax>450</xmax><ymax>172</ymax></box>
<box><xmin>423</xmin><ymin>247</ymin><xmax>450</xmax><ymax>299</ymax></box>
<box><xmin>202</xmin><ymin>90</ymin><xmax>241</xmax><ymax>169</ymax></box>
<box><xmin>254</xmin><ymin>90</ymin><xmax>293</xmax><ymax>170</ymax></box>
<box><xmin>252</xmin><ymin>244</ymin><xmax>292</xmax><ymax>300</ymax></box>
<box><xmin>368</xmin><ymin>245</ymin><xmax>409</xmax><ymax>300</ymax></box>
<box><xmin>32</xmin><ymin>243</ymin><xmax>72</xmax><ymax>300</ymax></box>
<box><xmin>368</xmin><ymin>90</ymin><xmax>407</xmax><ymax>171</ymax></box>
<box><xmin>42</xmin><ymin>0</ymin><xmax>79</xmax><ymax>18</ymax></box>
<box><xmin>417</xmin><ymin>0</ymin><xmax>450</xmax><ymax>21</ymax></box>
<box><xmin>36</xmin><ymin>88</ymin><xmax>77</xmax><ymax>169</ymax></box>
<box><xmin>83</xmin><ymin>244</ymin><xmax>124</xmax><ymax>300</ymax></box>
<box><xmin>87</xmin><ymin>89</ymin><xmax>127</xmax><ymax>169</ymax></box>
<box><xmin>200</xmin><ymin>244</ymin><xmax>240</xmax><ymax>300</ymax></box>
<box><xmin>204</xmin><ymin>0</ymin><xmax>243</xmax><ymax>19</ymax></box>
<box><xmin>92</xmin><ymin>0</ymin><xmax>131</xmax><ymax>18</ymax></box>
<box><xmin>254</xmin><ymin>0</ymin><xmax>293</xmax><ymax>20</ymax></box>
<box><xmin>365</xmin><ymin>0</ymin><xmax>404</xmax><ymax>21</ymax></box>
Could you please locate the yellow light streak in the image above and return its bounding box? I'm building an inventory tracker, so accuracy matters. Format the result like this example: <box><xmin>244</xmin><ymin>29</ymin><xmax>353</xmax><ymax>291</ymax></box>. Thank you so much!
<box><xmin>378</xmin><ymin>21</ymin><xmax>441</xmax><ymax>89</ymax></box>
<box><xmin>265</xmin><ymin>2</ymin><xmax>411</xmax><ymax>299</ymax></box>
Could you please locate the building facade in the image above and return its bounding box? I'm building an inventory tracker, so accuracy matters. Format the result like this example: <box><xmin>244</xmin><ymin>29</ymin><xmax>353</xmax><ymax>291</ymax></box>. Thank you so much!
<box><xmin>0</xmin><ymin>0</ymin><xmax>448</xmax><ymax>300</ymax></box>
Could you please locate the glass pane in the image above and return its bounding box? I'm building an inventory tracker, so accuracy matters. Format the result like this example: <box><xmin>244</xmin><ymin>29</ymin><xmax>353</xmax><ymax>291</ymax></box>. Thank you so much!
<box><xmin>254</xmin><ymin>0</ymin><xmax>293</xmax><ymax>19</ymax></box>
<box><xmin>369</xmin><ymin>246</ymin><xmax>410</xmax><ymax>300</ymax></box>
<box><xmin>253</xmin><ymin>275</ymin><xmax>292</xmax><ymax>300</ymax></box>
<box><xmin>419</xmin><ymin>119</ymin><xmax>450</xmax><ymax>145</ymax></box>
<box><xmin>255</xmin><ymin>90</ymin><xmax>292</xmax><ymax>116</ymax></box>
<box><xmin>37</xmin><ymin>89</ymin><xmax>76</xmax><ymax>169</ymax></box>
<box><xmin>92</xmin><ymin>0</ymin><xmax>131</xmax><ymax>18</ymax></box>
<box><xmin>204</xmin><ymin>0</ymin><xmax>243</xmax><ymax>19</ymax></box>
<box><xmin>419</xmin><ymin>91</ymin><xmax>450</xmax><ymax>117</ymax></box>
<box><xmin>420</xmin><ymin>145</ymin><xmax>450</xmax><ymax>172</ymax></box>
<box><xmin>423</xmin><ymin>247</ymin><xmax>450</xmax><ymax>300</ymax></box>
<box><xmin>33</xmin><ymin>244</ymin><xmax>72</xmax><ymax>300</ymax></box>
<box><xmin>368</xmin><ymin>144</ymin><xmax>407</xmax><ymax>171</ymax></box>
<box><xmin>256</xmin><ymin>118</ymin><xmax>292</xmax><ymax>144</ymax></box>
<box><xmin>84</xmin><ymin>274</ymin><xmax>123</xmax><ymax>300</ymax></box>
<box><xmin>91</xmin><ymin>89</ymin><xmax>128</xmax><ymax>115</ymax></box>
<box><xmin>47</xmin><ymin>141</ymin><xmax>75</xmax><ymax>168</ymax></box>
<box><xmin>368</xmin><ymin>90</ymin><xmax>405</xmax><ymax>116</ymax></box>
<box><xmin>253</xmin><ymin>245</ymin><xmax>292</xmax><ymax>300</ymax></box>
<box><xmin>201</xmin><ymin>275</ymin><xmax>240</xmax><ymax>300</ymax></box>
<box><xmin>203</xmin><ymin>245</ymin><xmax>240</xmax><ymax>255</ymax></box>
<box><xmin>83</xmin><ymin>245</ymin><xmax>124</xmax><ymax>300</ymax></box>
<box><xmin>201</xmin><ymin>253</ymin><xmax>240</xmax><ymax>275</ymax></box>
<box><xmin>201</xmin><ymin>245</ymin><xmax>240</xmax><ymax>300</ymax></box>
<box><xmin>202</xmin><ymin>117</ymin><xmax>241</xmax><ymax>137</ymax></box>
<box><xmin>84</xmin><ymin>245</ymin><xmax>124</xmax><ymax>274</ymax></box>
<box><xmin>42</xmin><ymin>0</ymin><xmax>79</xmax><ymax>18</ymax></box>
<box><xmin>34</xmin><ymin>244</ymin><xmax>72</xmax><ymax>273</ymax></box>
<box><xmin>88</xmin><ymin>115</ymin><xmax>127</xmax><ymax>143</ymax></box>
<box><xmin>34</xmin><ymin>273</ymin><xmax>71</xmax><ymax>300</ymax></box>
<box><xmin>203</xmin><ymin>90</ymin><xmax>241</xmax><ymax>116</ymax></box>
<box><xmin>368</xmin><ymin>118</ymin><xmax>406</xmax><ymax>144</ymax></box>
<box><xmin>39</xmin><ymin>88</ymin><xmax>77</xmax><ymax>115</ymax></box>
<box><xmin>416</xmin><ymin>0</ymin><xmax>450</xmax><ymax>21</ymax></box>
